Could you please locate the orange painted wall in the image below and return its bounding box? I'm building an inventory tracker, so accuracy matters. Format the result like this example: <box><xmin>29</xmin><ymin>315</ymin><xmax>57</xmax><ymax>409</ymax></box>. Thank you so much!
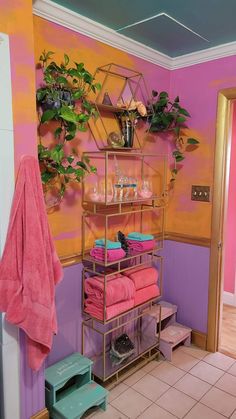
<box><xmin>33</xmin><ymin>16</ymin><xmax>170</xmax><ymax>259</ymax></box>
<box><xmin>0</xmin><ymin>0</ymin><xmax>37</xmax><ymax>170</ymax></box>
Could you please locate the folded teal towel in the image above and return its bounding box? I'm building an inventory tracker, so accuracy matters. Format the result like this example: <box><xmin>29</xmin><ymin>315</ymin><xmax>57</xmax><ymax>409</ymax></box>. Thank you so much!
<box><xmin>95</xmin><ymin>239</ymin><xmax>121</xmax><ymax>249</ymax></box>
<box><xmin>127</xmin><ymin>232</ymin><xmax>154</xmax><ymax>241</ymax></box>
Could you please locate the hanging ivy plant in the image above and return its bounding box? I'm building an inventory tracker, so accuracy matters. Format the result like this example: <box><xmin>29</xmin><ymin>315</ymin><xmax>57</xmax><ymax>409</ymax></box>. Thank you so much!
<box><xmin>36</xmin><ymin>50</ymin><xmax>101</xmax><ymax>202</ymax></box>
<box><xmin>149</xmin><ymin>91</ymin><xmax>199</xmax><ymax>181</ymax></box>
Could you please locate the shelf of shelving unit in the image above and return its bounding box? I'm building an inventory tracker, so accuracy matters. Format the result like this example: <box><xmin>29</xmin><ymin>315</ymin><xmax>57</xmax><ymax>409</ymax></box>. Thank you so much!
<box><xmin>81</xmin><ymin>205</ymin><xmax>165</xmax><ymax>268</ymax></box>
<box><xmin>88</xmin><ymin>63</ymin><xmax>153</xmax><ymax>150</ymax></box>
<box><xmin>82</xmin><ymin>255</ymin><xmax>163</xmax><ymax>325</ymax></box>
<box><xmin>82</xmin><ymin>151</ymin><xmax>168</xmax><ymax>208</ymax></box>
<box><xmin>82</xmin><ymin>305</ymin><xmax>161</xmax><ymax>382</ymax></box>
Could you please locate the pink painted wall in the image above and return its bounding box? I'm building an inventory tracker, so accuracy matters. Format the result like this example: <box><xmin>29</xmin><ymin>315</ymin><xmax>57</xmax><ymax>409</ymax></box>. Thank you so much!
<box><xmin>168</xmin><ymin>56</ymin><xmax>236</xmax><ymax>238</ymax></box>
<box><xmin>224</xmin><ymin>102</ymin><xmax>236</xmax><ymax>294</ymax></box>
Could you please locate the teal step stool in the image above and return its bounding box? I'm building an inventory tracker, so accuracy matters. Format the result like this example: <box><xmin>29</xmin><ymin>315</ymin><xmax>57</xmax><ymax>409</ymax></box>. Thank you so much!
<box><xmin>45</xmin><ymin>353</ymin><xmax>108</xmax><ymax>418</ymax></box>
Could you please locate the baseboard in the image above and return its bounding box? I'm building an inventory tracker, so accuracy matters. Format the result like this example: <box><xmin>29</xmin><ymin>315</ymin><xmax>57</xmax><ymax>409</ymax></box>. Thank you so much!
<box><xmin>191</xmin><ymin>330</ymin><xmax>207</xmax><ymax>349</ymax></box>
<box><xmin>31</xmin><ymin>408</ymin><xmax>49</xmax><ymax>419</ymax></box>
<box><xmin>222</xmin><ymin>291</ymin><xmax>236</xmax><ymax>306</ymax></box>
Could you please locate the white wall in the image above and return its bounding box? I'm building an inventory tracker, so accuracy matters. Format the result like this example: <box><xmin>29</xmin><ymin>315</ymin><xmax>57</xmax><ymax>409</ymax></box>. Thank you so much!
<box><xmin>0</xmin><ymin>32</ymin><xmax>20</xmax><ymax>419</ymax></box>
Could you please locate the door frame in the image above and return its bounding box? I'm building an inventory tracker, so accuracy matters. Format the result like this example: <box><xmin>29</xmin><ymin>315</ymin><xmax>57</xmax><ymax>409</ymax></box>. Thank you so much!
<box><xmin>207</xmin><ymin>87</ymin><xmax>236</xmax><ymax>351</ymax></box>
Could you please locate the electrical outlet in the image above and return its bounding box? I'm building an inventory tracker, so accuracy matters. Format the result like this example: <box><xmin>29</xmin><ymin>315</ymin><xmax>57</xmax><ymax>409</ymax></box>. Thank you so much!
<box><xmin>191</xmin><ymin>185</ymin><xmax>210</xmax><ymax>202</ymax></box>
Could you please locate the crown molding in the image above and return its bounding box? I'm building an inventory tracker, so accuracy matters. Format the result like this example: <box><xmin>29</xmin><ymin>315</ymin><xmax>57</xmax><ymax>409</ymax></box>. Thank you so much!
<box><xmin>32</xmin><ymin>0</ymin><xmax>236</xmax><ymax>70</ymax></box>
<box><xmin>32</xmin><ymin>0</ymin><xmax>171</xmax><ymax>70</ymax></box>
<box><xmin>172</xmin><ymin>40</ymin><xmax>236</xmax><ymax>69</ymax></box>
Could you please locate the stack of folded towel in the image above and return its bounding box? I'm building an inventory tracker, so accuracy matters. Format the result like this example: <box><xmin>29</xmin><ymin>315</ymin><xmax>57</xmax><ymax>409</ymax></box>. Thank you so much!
<box><xmin>90</xmin><ymin>239</ymin><xmax>126</xmax><ymax>262</ymax></box>
<box><xmin>84</xmin><ymin>274</ymin><xmax>135</xmax><ymax>321</ymax></box>
<box><xmin>126</xmin><ymin>232</ymin><xmax>155</xmax><ymax>253</ymax></box>
<box><xmin>124</xmin><ymin>266</ymin><xmax>160</xmax><ymax>306</ymax></box>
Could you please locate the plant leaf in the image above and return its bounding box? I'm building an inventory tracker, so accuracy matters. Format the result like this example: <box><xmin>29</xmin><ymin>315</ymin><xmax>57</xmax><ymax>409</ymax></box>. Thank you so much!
<box><xmin>187</xmin><ymin>138</ymin><xmax>199</xmax><ymax>144</ymax></box>
<box><xmin>65</xmin><ymin>166</ymin><xmax>76</xmax><ymax>174</ymax></box>
<box><xmin>41</xmin><ymin>171</ymin><xmax>54</xmax><ymax>184</ymax></box>
<box><xmin>178</xmin><ymin>107</ymin><xmax>191</xmax><ymax>117</ymax></box>
<box><xmin>59</xmin><ymin>105</ymin><xmax>77</xmax><ymax>123</ymax></box>
<box><xmin>54</xmin><ymin>127</ymin><xmax>63</xmax><ymax>139</ymax></box>
<box><xmin>176</xmin><ymin>116</ymin><xmax>186</xmax><ymax>124</ymax></box>
<box><xmin>64</xmin><ymin>53</ymin><xmax>69</xmax><ymax>66</ymax></box>
<box><xmin>67</xmin><ymin>156</ymin><xmax>74</xmax><ymax>164</ymax></box>
<box><xmin>41</xmin><ymin>109</ymin><xmax>57</xmax><ymax>123</ymax></box>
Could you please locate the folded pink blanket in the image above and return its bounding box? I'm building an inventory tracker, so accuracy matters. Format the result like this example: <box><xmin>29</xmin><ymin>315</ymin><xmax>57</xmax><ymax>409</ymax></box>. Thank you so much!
<box><xmin>84</xmin><ymin>275</ymin><xmax>135</xmax><ymax>307</ymax></box>
<box><xmin>135</xmin><ymin>284</ymin><xmax>160</xmax><ymax>306</ymax></box>
<box><xmin>84</xmin><ymin>298</ymin><xmax>134</xmax><ymax>321</ymax></box>
<box><xmin>125</xmin><ymin>267</ymin><xmax>158</xmax><ymax>290</ymax></box>
<box><xmin>127</xmin><ymin>239</ymin><xmax>155</xmax><ymax>252</ymax></box>
<box><xmin>0</xmin><ymin>156</ymin><xmax>63</xmax><ymax>371</ymax></box>
<box><xmin>90</xmin><ymin>247</ymin><xmax>126</xmax><ymax>262</ymax></box>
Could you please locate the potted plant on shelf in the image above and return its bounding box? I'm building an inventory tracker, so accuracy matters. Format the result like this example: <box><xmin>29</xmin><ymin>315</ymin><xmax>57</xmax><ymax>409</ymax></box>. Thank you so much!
<box><xmin>36</xmin><ymin>50</ymin><xmax>101</xmax><ymax>206</ymax></box>
<box><xmin>148</xmin><ymin>91</ymin><xmax>199</xmax><ymax>181</ymax></box>
<box><xmin>116</xmin><ymin>99</ymin><xmax>147</xmax><ymax>148</ymax></box>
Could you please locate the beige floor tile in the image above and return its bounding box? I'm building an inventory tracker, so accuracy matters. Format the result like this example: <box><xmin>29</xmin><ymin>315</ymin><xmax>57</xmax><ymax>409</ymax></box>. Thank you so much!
<box><xmin>201</xmin><ymin>386</ymin><xmax>236</xmax><ymax>417</ymax></box>
<box><xmin>150</xmin><ymin>361</ymin><xmax>186</xmax><ymax>386</ymax></box>
<box><xmin>111</xmin><ymin>387</ymin><xmax>152</xmax><ymax>419</ymax></box>
<box><xmin>141</xmin><ymin>359</ymin><xmax>163</xmax><ymax>373</ymax></box>
<box><xmin>90</xmin><ymin>404</ymin><xmax>127</xmax><ymax>418</ymax></box>
<box><xmin>215</xmin><ymin>372</ymin><xmax>236</xmax><ymax>397</ymax></box>
<box><xmin>184</xmin><ymin>403</ymin><xmax>226</xmax><ymax>419</ymax></box>
<box><xmin>123</xmin><ymin>369</ymin><xmax>147</xmax><ymax>386</ymax></box>
<box><xmin>170</xmin><ymin>349</ymin><xmax>200</xmax><ymax>371</ymax></box>
<box><xmin>133</xmin><ymin>373</ymin><xmax>170</xmax><ymax>402</ymax></box>
<box><xmin>138</xmin><ymin>403</ymin><xmax>177</xmax><ymax>418</ymax></box>
<box><xmin>227</xmin><ymin>361</ymin><xmax>236</xmax><ymax>377</ymax></box>
<box><xmin>108</xmin><ymin>382</ymin><xmax>129</xmax><ymax>403</ymax></box>
<box><xmin>203</xmin><ymin>351</ymin><xmax>235</xmax><ymax>371</ymax></box>
<box><xmin>189</xmin><ymin>361</ymin><xmax>224</xmax><ymax>384</ymax></box>
<box><xmin>179</xmin><ymin>345</ymin><xmax>209</xmax><ymax>360</ymax></box>
<box><xmin>156</xmin><ymin>388</ymin><xmax>196</xmax><ymax>419</ymax></box>
<box><xmin>174</xmin><ymin>373</ymin><xmax>211</xmax><ymax>400</ymax></box>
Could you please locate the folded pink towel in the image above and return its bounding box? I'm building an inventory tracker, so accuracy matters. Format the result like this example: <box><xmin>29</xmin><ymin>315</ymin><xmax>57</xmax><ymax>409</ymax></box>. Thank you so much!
<box><xmin>127</xmin><ymin>239</ymin><xmax>155</xmax><ymax>252</ymax></box>
<box><xmin>84</xmin><ymin>275</ymin><xmax>135</xmax><ymax>307</ymax></box>
<box><xmin>0</xmin><ymin>156</ymin><xmax>63</xmax><ymax>371</ymax></box>
<box><xmin>134</xmin><ymin>284</ymin><xmax>160</xmax><ymax>306</ymax></box>
<box><xmin>84</xmin><ymin>298</ymin><xmax>134</xmax><ymax>321</ymax></box>
<box><xmin>125</xmin><ymin>267</ymin><xmax>158</xmax><ymax>290</ymax></box>
<box><xmin>90</xmin><ymin>247</ymin><xmax>126</xmax><ymax>262</ymax></box>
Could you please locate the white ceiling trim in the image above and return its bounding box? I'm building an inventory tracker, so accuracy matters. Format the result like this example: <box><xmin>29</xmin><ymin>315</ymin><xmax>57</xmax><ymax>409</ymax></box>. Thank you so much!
<box><xmin>172</xmin><ymin>40</ymin><xmax>236</xmax><ymax>69</ymax></box>
<box><xmin>33</xmin><ymin>0</ymin><xmax>236</xmax><ymax>70</ymax></box>
<box><xmin>32</xmin><ymin>0</ymin><xmax>171</xmax><ymax>70</ymax></box>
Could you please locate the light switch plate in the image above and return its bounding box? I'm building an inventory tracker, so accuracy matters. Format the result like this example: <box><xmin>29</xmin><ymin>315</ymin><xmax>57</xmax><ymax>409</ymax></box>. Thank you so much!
<box><xmin>191</xmin><ymin>185</ymin><xmax>210</xmax><ymax>202</ymax></box>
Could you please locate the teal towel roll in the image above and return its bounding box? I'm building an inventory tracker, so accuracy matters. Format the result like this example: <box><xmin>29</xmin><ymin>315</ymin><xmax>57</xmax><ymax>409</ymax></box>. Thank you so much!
<box><xmin>95</xmin><ymin>239</ymin><xmax>121</xmax><ymax>249</ymax></box>
<box><xmin>127</xmin><ymin>232</ymin><xmax>154</xmax><ymax>241</ymax></box>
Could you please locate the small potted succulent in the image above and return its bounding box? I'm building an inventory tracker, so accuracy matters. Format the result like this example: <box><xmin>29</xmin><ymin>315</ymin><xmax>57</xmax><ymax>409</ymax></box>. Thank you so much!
<box><xmin>149</xmin><ymin>91</ymin><xmax>199</xmax><ymax>181</ymax></box>
<box><xmin>36</xmin><ymin>50</ymin><xmax>101</xmax><ymax>206</ymax></box>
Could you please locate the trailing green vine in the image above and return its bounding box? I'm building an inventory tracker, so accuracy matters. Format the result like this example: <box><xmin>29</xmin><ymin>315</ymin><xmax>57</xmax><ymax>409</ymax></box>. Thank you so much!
<box><xmin>149</xmin><ymin>91</ymin><xmax>199</xmax><ymax>181</ymax></box>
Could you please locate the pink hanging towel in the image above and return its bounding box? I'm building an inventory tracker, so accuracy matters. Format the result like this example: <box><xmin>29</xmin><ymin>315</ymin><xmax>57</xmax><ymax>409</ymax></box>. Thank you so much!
<box><xmin>0</xmin><ymin>156</ymin><xmax>63</xmax><ymax>371</ymax></box>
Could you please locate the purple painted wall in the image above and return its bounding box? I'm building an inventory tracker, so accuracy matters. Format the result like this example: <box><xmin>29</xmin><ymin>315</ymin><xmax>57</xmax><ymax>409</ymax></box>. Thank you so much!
<box><xmin>46</xmin><ymin>264</ymin><xmax>83</xmax><ymax>366</ymax></box>
<box><xmin>162</xmin><ymin>240</ymin><xmax>210</xmax><ymax>333</ymax></box>
<box><xmin>20</xmin><ymin>332</ymin><xmax>45</xmax><ymax>419</ymax></box>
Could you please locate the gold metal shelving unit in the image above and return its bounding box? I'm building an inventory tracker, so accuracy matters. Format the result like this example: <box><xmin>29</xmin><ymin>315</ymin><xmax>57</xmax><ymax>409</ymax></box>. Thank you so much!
<box><xmin>82</xmin><ymin>65</ymin><xmax>167</xmax><ymax>383</ymax></box>
<box><xmin>88</xmin><ymin>63</ymin><xmax>153</xmax><ymax>150</ymax></box>
<box><xmin>81</xmin><ymin>152</ymin><xmax>167</xmax><ymax>382</ymax></box>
